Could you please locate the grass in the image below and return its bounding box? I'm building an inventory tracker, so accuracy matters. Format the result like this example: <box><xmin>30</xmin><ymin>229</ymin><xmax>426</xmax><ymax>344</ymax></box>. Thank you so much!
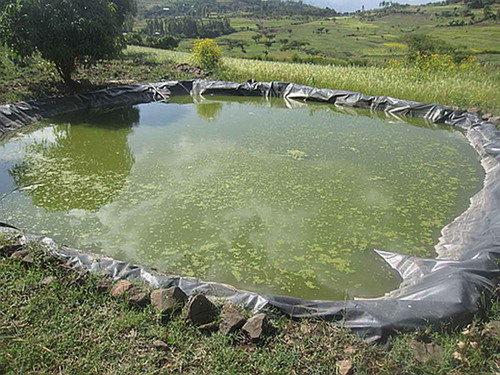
<box><xmin>0</xmin><ymin>233</ymin><xmax>499</xmax><ymax>374</ymax></box>
<box><xmin>1</xmin><ymin>42</ymin><xmax>498</xmax><ymax>114</ymax></box>
<box><xmin>0</xmin><ymin>46</ymin><xmax>194</xmax><ymax>105</ymax></box>
<box><xmin>126</xmin><ymin>46</ymin><xmax>500</xmax><ymax>113</ymax></box>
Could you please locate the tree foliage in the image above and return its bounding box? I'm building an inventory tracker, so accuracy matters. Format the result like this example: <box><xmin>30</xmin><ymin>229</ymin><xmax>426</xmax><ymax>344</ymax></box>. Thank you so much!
<box><xmin>0</xmin><ymin>0</ymin><xmax>136</xmax><ymax>84</ymax></box>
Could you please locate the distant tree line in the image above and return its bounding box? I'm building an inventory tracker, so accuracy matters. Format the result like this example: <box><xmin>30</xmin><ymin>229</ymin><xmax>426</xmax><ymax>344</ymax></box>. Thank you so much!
<box><xmin>142</xmin><ymin>16</ymin><xmax>234</xmax><ymax>38</ymax></box>
<box><xmin>143</xmin><ymin>0</ymin><xmax>338</xmax><ymax>19</ymax></box>
<box><xmin>443</xmin><ymin>0</ymin><xmax>497</xmax><ymax>8</ymax></box>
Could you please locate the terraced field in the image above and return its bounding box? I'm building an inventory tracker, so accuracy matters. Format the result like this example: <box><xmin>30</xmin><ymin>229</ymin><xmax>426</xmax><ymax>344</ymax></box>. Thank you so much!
<box><xmin>157</xmin><ymin>2</ymin><xmax>500</xmax><ymax>66</ymax></box>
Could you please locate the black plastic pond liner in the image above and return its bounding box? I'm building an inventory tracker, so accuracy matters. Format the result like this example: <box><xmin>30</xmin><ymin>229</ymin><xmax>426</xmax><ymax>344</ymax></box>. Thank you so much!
<box><xmin>1</xmin><ymin>80</ymin><xmax>499</xmax><ymax>342</ymax></box>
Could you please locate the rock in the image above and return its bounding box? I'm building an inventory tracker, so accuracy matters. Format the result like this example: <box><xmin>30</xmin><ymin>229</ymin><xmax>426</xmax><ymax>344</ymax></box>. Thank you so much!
<box><xmin>482</xmin><ymin>113</ymin><xmax>493</xmax><ymax>120</ymax></box>
<box><xmin>96</xmin><ymin>279</ymin><xmax>113</xmax><ymax>293</ymax></box>
<box><xmin>0</xmin><ymin>243</ymin><xmax>22</xmax><ymax>255</ymax></box>
<box><xmin>40</xmin><ymin>276</ymin><xmax>56</xmax><ymax>286</ymax></box>
<box><xmin>128</xmin><ymin>287</ymin><xmax>149</xmax><ymax>307</ymax></box>
<box><xmin>150</xmin><ymin>287</ymin><xmax>187</xmax><ymax>314</ymax></box>
<box><xmin>110</xmin><ymin>280</ymin><xmax>132</xmax><ymax>297</ymax></box>
<box><xmin>198</xmin><ymin>321</ymin><xmax>219</xmax><ymax>332</ymax></box>
<box><xmin>468</xmin><ymin>107</ymin><xmax>480</xmax><ymax>114</ymax></box>
<box><xmin>242</xmin><ymin>313</ymin><xmax>268</xmax><ymax>341</ymax></box>
<box><xmin>152</xmin><ymin>340</ymin><xmax>169</xmax><ymax>351</ymax></box>
<box><xmin>10</xmin><ymin>249</ymin><xmax>30</xmax><ymax>260</ymax></box>
<box><xmin>410</xmin><ymin>340</ymin><xmax>443</xmax><ymax>363</ymax></box>
<box><xmin>219</xmin><ymin>303</ymin><xmax>246</xmax><ymax>335</ymax></box>
<box><xmin>489</xmin><ymin>116</ymin><xmax>500</xmax><ymax>124</ymax></box>
<box><xmin>185</xmin><ymin>295</ymin><xmax>218</xmax><ymax>326</ymax></box>
<box><xmin>337</xmin><ymin>359</ymin><xmax>353</xmax><ymax>375</ymax></box>
<box><xmin>22</xmin><ymin>253</ymin><xmax>34</xmax><ymax>264</ymax></box>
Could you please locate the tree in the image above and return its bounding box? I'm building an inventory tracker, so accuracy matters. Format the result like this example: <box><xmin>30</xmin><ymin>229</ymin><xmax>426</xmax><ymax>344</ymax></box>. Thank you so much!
<box><xmin>0</xmin><ymin>0</ymin><xmax>136</xmax><ymax>85</ymax></box>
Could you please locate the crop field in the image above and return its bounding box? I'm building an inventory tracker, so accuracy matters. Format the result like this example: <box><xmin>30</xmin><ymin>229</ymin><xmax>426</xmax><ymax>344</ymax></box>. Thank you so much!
<box><xmin>126</xmin><ymin>46</ymin><xmax>500</xmax><ymax>113</ymax></box>
<box><xmin>160</xmin><ymin>2</ymin><xmax>500</xmax><ymax>66</ymax></box>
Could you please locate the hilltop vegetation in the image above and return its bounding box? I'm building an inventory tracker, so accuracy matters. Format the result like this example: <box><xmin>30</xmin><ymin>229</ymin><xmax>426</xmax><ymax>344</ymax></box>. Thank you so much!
<box><xmin>136</xmin><ymin>0</ymin><xmax>336</xmax><ymax>18</ymax></box>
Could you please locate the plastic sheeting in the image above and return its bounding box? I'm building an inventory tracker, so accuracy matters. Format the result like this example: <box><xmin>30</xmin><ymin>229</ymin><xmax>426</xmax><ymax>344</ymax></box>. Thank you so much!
<box><xmin>1</xmin><ymin>79</ymin><xmax>499</xmax><ymax>342</ymax></box>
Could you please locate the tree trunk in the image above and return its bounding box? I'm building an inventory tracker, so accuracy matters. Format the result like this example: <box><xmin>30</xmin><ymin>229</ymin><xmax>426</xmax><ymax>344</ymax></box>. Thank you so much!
<box><xmin>56</xmin><ymin>59</ymin><xmax>76</xmax><ymax>87</ymax></box>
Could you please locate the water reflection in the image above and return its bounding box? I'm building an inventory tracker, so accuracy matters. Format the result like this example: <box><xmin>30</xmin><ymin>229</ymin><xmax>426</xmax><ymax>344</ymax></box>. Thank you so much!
<box><xmin>9</xmin><ymin>106</ymin><xmax>138</xmax><ymax>212</ymax></box>
<box><xmin>196</xmin><ymin>102</ymin><xmax>223</xmax><ymax>121</ymax></box>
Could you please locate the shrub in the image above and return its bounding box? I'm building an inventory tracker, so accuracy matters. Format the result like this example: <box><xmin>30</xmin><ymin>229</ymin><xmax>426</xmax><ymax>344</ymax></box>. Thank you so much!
<box><xmin>190</xmin><ymin>38</ymin><xmax>223</xmax><ymax>72</ymax></box>
<box><xmin>124</xmin><ymin>32</ymin><xmax>144</xmax><ymax>46</ymax></box>
<box><xmin>404</xmin><ymin>34</ymin><xmax>472</xmax><ymax>65</ymax></box>
<box><xmin>413</xmin><ymin>52</ymin><xmax>479</xmax><ymax>72</ymax></box>
<box><xmin>149</xmin><ymin>36</ymin><xmax>179</xmax><ymax>50</ymax></box>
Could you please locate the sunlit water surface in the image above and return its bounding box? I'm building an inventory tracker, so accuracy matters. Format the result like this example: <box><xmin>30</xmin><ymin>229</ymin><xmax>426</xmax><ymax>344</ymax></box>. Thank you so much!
<box><xmin>0</xmin><ymin>97</ymin><xmax>483</xmax><ymax>300</ymax></box>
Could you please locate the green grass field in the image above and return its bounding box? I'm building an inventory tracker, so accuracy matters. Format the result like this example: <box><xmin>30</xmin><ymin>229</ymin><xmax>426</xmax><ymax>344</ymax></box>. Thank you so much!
<box><xmin>126</xmin><ymin>46</ymin><xmax>500</xmax><ymax>113</ymax></box>
<box><xmin>1</xmin><ymin>232</ymin><xmax>499</xmax><ymax>375</ymax></box>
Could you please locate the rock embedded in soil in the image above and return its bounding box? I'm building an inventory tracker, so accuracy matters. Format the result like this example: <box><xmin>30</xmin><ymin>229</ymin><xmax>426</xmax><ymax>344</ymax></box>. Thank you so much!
<box><xmin>21</xmin><ymin>253</ymin><xmax>34</xmax><ymax>264</ymax></box>
<box><xmin>219</xmin><ymin>303</ymin><xmax>246</xmax><ymax>335</ymax></box>
<box><xmin>110</xmin><ymin>279</ymin><xmax>132</xmax><ymax>297</ymax></box>
<box><xmin>337</xmin><ymin>359</ymin><xmax>353</xmax><ymax>375</ymax></box>
<box><xmin>242</xmin><ymin>313</ymin><xmax>268</xmax><ymax>341</ymax></box>
<box><xmin>410</xmin><ymin>340</ymin><xmax>443</xmax><ymax>363</ymax></box>
<box><xmin>490</xmin><ymin>116</ymin><xmax>500</xmax><ymax>125</ymax></box>
<box><xmin>128</xmin><ymin>287</ymin><xmax>149</xmax><ymax>307</ymax></box>
<box><xmin>1</xmin><ymin>243</ymin><xmax>23</xmax><ymax>255</ymax></box>
<box><xmin>185</xmin><ymin>294</ymin><xmax>218</xmax><ymax>326</ymax></box>
<box><xmin>10</xmin><ymin>249</ymin><xmax>30</xmax><ymax>260</ymax></box>
<box><xmin>96</xmin><ymin>279</ymin><xmax>113</xmax><ymax>293</ymax></box>
<box><xmin>150</xmin><ymin>287</ymin><xmax>187</xmax><ymax>314</ymax></box>
<box><xmin>152</xmin><ymin>340</ymin><xmax>169</xmax><ymax>351</ymax></box>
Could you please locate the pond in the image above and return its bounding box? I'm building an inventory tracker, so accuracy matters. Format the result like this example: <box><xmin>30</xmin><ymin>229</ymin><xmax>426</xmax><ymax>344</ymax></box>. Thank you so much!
<box><xmin>0</xmin><ymin>96</ymin><xmax>484</xmax><ymax>300</ymax></box>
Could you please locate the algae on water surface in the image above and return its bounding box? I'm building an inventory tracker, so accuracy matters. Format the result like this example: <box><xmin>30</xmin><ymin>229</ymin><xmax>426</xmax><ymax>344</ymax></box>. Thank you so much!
<box><xmin>0</xmin><ymin>97</ymin><xmax>484</xmax><ymax>300</ymax></box>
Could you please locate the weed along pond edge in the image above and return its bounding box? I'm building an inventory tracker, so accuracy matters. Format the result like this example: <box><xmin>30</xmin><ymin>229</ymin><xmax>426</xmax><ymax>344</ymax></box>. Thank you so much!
<box><xmin>0</xmin><ymin>80</ymin><xmax>499</xmax><ymax>342</ymax></box>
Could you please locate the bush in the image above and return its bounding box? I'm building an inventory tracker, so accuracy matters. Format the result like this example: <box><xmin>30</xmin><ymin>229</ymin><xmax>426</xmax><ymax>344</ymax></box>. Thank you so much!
<box><xmin>404</xmin><ymin>33</ymin><xmax>472</xmax><ymax>65</ymax></box>
<box><xmin>413</xmin><ymin>52</ymin><xmax>479</xmax><ymax>72</ymax></box>
<box><xmin>148</xmin><ymin>36</ymin><xmax>179</xmax><ymax>50</ymax></box>
<box><xmin>190</xmin><ymin>38</ymin><xmax>223</xmax><ymax>72</ymax></box>
<box><xmin>124</xmin><ymin>32</ymin><xmax>144</xmax><ymax>46</ymax></box>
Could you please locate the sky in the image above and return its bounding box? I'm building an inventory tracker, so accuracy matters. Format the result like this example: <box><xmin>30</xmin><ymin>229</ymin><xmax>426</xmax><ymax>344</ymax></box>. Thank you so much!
<box><xmin>304</xmin><ymin>0</ymin><xmax>443</xmax><ymax>12</ymax></box>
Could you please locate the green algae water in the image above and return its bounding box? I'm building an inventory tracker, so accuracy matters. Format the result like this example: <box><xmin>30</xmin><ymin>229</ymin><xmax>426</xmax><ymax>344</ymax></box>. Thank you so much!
<box><xmin>0</xmin><ymin>97</ymin><xmax>483</xmax><ymax>300</ymax></box>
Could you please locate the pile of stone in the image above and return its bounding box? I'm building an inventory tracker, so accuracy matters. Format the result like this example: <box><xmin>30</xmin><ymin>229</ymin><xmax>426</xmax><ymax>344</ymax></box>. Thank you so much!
<box><xmin>107</xmin><ymin>280</ymin><xmax>269</xmax><ymax>341</ymax></box>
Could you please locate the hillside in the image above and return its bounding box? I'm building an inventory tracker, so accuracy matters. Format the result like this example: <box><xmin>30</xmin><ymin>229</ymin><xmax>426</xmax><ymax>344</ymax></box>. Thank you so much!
<box><xmin>132</xmin><ymin>0</ymin><xmax>500</xmax><ymax>67</ymax></box>
<box><xmin>136</xmin><ymin>0</ymin><xmax>335</xmax><ymax>18</ymax></box>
